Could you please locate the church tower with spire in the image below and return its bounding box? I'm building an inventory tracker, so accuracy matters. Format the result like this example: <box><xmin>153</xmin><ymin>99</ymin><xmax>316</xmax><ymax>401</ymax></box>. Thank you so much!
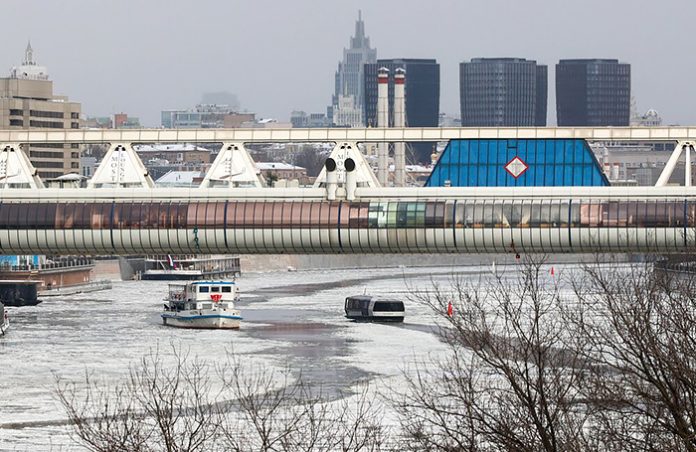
<box><xmin>330</xmin><ymin>11</ymin><xmax>377</xmax><ymax>127</ymax></box>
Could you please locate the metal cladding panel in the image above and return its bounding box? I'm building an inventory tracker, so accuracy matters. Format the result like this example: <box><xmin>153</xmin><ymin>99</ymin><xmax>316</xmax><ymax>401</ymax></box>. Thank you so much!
<box><xmin>426</xmin><ymin>139</ymin><xmax>609</xmax><ymax>187</ymax></box>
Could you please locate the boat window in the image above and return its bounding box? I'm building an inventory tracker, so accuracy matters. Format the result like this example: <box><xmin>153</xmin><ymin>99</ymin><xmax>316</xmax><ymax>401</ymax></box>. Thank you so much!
<box><xmin>373</xmin><ymin>301</ymin><xmax>404</xmax><ymax>312</ymax></box>
<box><xmin>199</xmin><ymin>286</ymin><xmax>210</xmax><ymax>293</ymax></box>
<box><xmin>222</xmin><ymin>286</ymin><xmax>232</xmax><ymax>293</ymax></box>
<box><xmin>211</xmin><ymin>286</ymin><xmax>220</xmax><ymax>292</ymax></box>
<box><xmin>202</xmin><ymin>303</ymin><xmax>212</xmax><ymax>310</ymax></box>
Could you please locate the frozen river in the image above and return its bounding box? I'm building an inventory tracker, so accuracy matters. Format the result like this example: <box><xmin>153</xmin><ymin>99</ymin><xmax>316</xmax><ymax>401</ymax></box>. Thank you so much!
<box><xmin>1</xmin><ymin>264</ymin><xmax>507</xmax><ymax>450</ymax></box>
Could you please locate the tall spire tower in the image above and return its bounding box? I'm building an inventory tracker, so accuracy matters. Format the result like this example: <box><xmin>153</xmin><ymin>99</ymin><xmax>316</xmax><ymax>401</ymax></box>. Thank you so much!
<box><xmin>24</xmin><ymin>41</ymin><xmax>34</xmax><ymax>65</ymax></box>
<box><xmin>330</xmin><ymin>11</ymin><xmax>377</xmax><ymax>127</ymax></box>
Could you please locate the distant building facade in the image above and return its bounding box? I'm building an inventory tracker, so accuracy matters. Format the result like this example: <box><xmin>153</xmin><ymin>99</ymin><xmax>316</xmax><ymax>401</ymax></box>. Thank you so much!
<box><xmin>459</xmin><ymin>58</ymin><xmax>547</xmax><ymax>127</ymax></box>
<box><xmin>290</xmin><ymin>111</ymin><xmax>331</xmax><ymax>128</ymax></box>
<box><xmin>556</xmin><ymin>59</ymin><xmax>631</xmax><ymax>126</ymax></box>
<box><xmin>161</xmin><ymin>104</ymin><xmax>255</xmax><ymax>128</ymax></box>
<box><xmin>364</xmin><ymin>58</ymin><xmax>440</xmax><ymax>162</ymax></box>
<box><xmin>0</xmin><ymin>42</ymin><xmax>82</xmax><ymax>179</ymax></box>
<box><xmin>330</xmin><ymin>11</ymin><xmax>377</xmax><ymax>127</ymax></box>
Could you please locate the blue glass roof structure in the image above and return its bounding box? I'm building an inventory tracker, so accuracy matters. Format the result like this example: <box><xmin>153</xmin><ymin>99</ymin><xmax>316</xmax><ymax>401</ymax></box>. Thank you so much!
<box><xmin>425</xmin><ymin>139</ymin><xmax>609</xmax><ymax>187</ymax></box>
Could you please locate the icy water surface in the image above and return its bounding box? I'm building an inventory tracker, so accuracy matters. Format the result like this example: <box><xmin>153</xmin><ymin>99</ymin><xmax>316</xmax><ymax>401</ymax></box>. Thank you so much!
<box><xmin>0</xmin><ymin>264</ymin><xmax>503</xmax><ymax>450</ymax></box>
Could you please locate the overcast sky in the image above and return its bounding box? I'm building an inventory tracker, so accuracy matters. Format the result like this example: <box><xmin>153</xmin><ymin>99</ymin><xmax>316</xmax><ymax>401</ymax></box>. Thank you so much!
<box><xmin>2</xmin><ymin>0</ymin><xmax>694</xmax><ymax>127</ymax></box>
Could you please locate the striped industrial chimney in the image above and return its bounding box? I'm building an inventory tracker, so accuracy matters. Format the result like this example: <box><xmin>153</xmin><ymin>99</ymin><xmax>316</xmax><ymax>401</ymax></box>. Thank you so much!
<box><xmin>394</xmin><ymin>68</ymin><xmax>406</xmax><ymax>186</ymax></box>
<box><xmin>377</xmin><ymin>67</ymin><xmax>389</xmax><ymax>186</ymax></box>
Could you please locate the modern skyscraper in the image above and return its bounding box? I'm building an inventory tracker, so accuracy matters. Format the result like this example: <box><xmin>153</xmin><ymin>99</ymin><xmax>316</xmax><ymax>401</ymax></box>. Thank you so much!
<box><xmin>364</xmin><ymin>59</ymin><xmax>440</xmax><ymax>163</ymax></box>
<box><xmin>331</xmin><ymin>11</ymin><xmax>377</xmax><ymax>127</ymax></box>
<box><xmin>0</xmin><ymin>42</ymin><xmax>82</xmax><ymax>179</ymax></box>
<box><xmin>459</xmin><ymin>58</ymin><xmax>547</xmax><ymax>127</ymax></box>
<box><xmin>556</xmin><ymin>59</ymin><xmax>631</xmax><ymax>126</ymax></box>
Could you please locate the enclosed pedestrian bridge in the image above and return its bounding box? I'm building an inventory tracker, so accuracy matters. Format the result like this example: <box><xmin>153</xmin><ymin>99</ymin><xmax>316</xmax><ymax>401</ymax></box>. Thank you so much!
<box><xmin>1</xmin><ymin>126</ymin><xmax>696</xmax><ymax>255</ymax></box>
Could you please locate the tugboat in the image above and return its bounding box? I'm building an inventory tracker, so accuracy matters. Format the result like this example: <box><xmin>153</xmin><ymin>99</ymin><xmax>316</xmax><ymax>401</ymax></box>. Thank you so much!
<box><xmin>161</xmin><ymin>281</ymin><xmax>242</xmax><ymax>329</ymax></box>
<box><xmin>0</xmin><ymin>302</ymin><xmax>9</xmax><ymax>336</ymax></box>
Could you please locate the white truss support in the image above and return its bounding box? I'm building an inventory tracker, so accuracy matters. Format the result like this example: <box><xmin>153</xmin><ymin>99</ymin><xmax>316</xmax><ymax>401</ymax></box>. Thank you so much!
<box><xmin>313</xmin><ymin>142</ymin><xmax>380</xmax><ymax>197</ymax></box>
<box><xmin>199</xmin><ymin>142</ymin><xmax>262</xmax><ymax>188</ymax></box>
<box><xmin>87</xmin><ymin>142</ymin><xmax>154</xmax><ymax>188</ymax></box>
<box><xmin>655</xmin><ymin>141</ymin><xmax>695</xmax><ymax>187</ymax></box>
<box><xmin>0</xmin><ymin>143</ymin><xmax>44</xmax><ymax>189</ymax></box>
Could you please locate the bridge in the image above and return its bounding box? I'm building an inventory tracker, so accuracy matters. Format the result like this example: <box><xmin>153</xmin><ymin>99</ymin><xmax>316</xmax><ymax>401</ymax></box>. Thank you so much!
<box><xmin>0</xmin><ymin>127</ymin><xmax>694</xmax><ymax>255</ymax></box>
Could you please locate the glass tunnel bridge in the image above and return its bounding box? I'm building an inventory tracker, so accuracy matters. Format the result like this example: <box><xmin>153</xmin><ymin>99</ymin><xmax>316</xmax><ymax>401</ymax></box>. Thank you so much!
<box><xmin>0</xmin><ymin>126</ymin><xmax>695</xmax><ymax>255</ymax></box>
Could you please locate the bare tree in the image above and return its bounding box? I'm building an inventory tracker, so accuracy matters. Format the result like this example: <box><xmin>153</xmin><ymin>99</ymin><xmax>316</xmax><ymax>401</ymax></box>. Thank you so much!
<box><xmin>396</xmin><ymin>257</ymin><xmax>595</xmax><ymax>452</ymax></box>
<box><xmin>58</xmin><ymin>346</ymin><xmax>390</xmax><ymax>452</ymax></box>
<box><xmin>219</xmin><ymin>351</ymin><xmax>388</xmax><ymax>451</ymax></box>
<box><xmin>56</xmin><ymin>345</ymin><xmax>221</xmax><ymax>452</ymax></box>
<box><xmin>568</xmin><ymin>261</ymin><xmax>696</xmax><ymax>452</ymax></box>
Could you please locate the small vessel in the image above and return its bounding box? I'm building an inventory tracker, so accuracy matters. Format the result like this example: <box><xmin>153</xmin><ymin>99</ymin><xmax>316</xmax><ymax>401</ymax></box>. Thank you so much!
<box><xmin>344</xmin><ymin>295</ymin><xmax>405</xmax><ymax>323</ymax></box>
<box><xmin>0</xmin><ymin>302</ymin><xmax>9</xmax><ymax>335</ymax></box>
<box><xmin>0</xmin><ymin>280</ymin><xmax>42</xmax><ymax>307</ymax></box>
<box><xmin>138</xmin><ymin>255</ymin><xmax>241</xmax><ymax>281</ymax></box>
<box><xmin>161</xmin><ymin>281</ymin><xmax>242</xmax><ymax>329</ymax></box>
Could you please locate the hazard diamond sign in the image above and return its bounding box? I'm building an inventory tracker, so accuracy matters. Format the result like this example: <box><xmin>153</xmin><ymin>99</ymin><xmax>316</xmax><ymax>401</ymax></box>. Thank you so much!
<box><xmin>504</xmin><ymin>156</ymin><xmax>529</xmax><ymax>179</ymax></box>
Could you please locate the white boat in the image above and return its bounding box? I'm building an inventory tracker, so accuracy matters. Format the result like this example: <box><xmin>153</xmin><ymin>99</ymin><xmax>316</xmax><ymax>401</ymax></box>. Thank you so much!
<box><xmin>161</xmin><ymin>281</ymin><xmax>242</xmax><ymax>329</ymax></box>
<box><xmin>0</xmin><ymin>302</ymin><xmax>9</xmax><ymax>335</ymax></box>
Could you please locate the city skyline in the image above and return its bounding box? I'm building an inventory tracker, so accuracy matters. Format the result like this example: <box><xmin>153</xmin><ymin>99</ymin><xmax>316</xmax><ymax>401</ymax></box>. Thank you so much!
<box><xmin>1</xmin><ymin>0</ymin><xmax>693</xmax><ymax>127</ymax></box>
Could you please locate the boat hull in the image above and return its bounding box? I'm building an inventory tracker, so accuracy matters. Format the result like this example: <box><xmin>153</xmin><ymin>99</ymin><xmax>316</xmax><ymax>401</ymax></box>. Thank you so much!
<box><xmin>161</xmin><ymin>312</ymin><xmax>242</xmax><ymax>329</ymax></box>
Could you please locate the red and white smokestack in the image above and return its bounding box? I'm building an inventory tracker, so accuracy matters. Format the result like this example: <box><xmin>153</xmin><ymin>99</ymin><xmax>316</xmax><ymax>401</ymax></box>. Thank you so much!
<box><xmin>394</xmin><ymin>68</ymin><xmax>406</xmax><ymax>186</ymax></box>
<box><xmin>377</xmin><ymin>67</ymin><xmax>389</xmax><ymax>186</ymax></box>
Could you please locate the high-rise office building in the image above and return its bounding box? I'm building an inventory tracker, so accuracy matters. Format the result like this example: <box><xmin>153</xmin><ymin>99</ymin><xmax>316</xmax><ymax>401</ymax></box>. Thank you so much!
<box><xmin>364</xmin><ymin>59</ymin><xmax>440</xmax><ymax>163</ymax></box>
<box><xmin>330</xmin><ymin>11</ymin><xmax>377</xmax><ymax>127</ymax></box>
<box><xmin>556</xmin><ymin>59</ymin><xmax>630</xmax><ymax>126</ymax></box>
<box><xmin>459</xmin><ymin>58</ymin><xmax>547</xmax><ymax>127</ymax></box>
<box><xmin>0</xmin><ymin>42</ymin><xmax>82</xmax><ymax>179</ymax></box>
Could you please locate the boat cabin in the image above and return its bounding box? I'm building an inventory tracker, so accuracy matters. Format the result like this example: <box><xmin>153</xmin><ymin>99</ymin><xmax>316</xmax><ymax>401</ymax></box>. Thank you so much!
<box><xmin>166</xmin><ymin>281</ymin><xmax>239</xmax><ymax>312</ymax></box>
<box><xmin>344</xmin><ymin>295</ymin><xmax>405</xmax><ymax>322</ymax></box>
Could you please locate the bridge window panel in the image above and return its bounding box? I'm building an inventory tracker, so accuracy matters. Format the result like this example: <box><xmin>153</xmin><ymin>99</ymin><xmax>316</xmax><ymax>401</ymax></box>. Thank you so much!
<box><xmin>187</xmin><ymin>202</ymin><xmax>203</xmax><ymax>228</ymax></box>
<box><xmin>141</xmin><ymin>203</ymin><xmax>159</xmax><ymax>229</ymax></box>
<box><xmin>74</xmin><ymin>203</ymin><xmax>92</xmax><ymax>229</ymax></box>
<box><xmin>56</xmin><ymin>203</ymin><xmax>77</xmax><ymax>229</ymax></box>
<box><xmin>444</xmin><ymin>201</ymin><xmax>456</xmax><ymax>228</ymax></box>
<box><xmin>502</xmin><ymin>202</ymin><xmax>520</xmax><ymax>228</ymax></box>
<box><xmin>686</xmin><ymin>202</ymin><xmax>696</xmax><ymax>228</ymax></box>
<box><xmin>425</xmin><ymin>202</ymin><xmax>445</xmax><ymax>228</ymax></box>
<box><xmin>34</xmin><ymin>203</ymin><xmax>55</xmax><ymax>229</ymax></box>
<box><xmin>278</xmin><ymin>201</ymin><xmax>293</xmax><ymax>228</ymax></box>
<box><xmin>482</xmin><ymin>202</ymin><xmax>497</xmax><ymax>228</ymax></box>
<box><xmin>348</xmin><ymin>203</ymin><xmax>369</xmax><ymax>229</ymax></box>
<box><xmin>114</xmin><ymin>203</ymin><xmax>129</xmax><ymax>229</ymax></box>
<box><xmin>517</xmin><ymin>201</ymin><xmax>532</xmax><ymax>228</ymax></box>
<box><xmin>368</xmin><ymin>202</ymin><xmax>386</xmax><ymax>229</ymax></box>
<box><xmin>0</xmin><ymin>204</ymin><xmax>10</xmax><ymax>229</ymax></box>
<box><xmin>386</xmin><ymin>202</ymin><xmax>398</xmax><ymax>228</ymax></box>
<box><xmin>471</xmin><ymin>202</ymin><xmax>485</xmax><ymax>228</ymax></box>
<box><xmin>671</xmin><ymin>201</ymin><xmax>686</xmax><ymax>227</ymax></box>
<box><xmin>300</xmin><ymin>202</ymin><xmax>313</xmax><ymax>228</ymax></box>
<box><xmin>130</xmin><ymin>203</ymin><xmax>143</xmax><ymax>229</ymax></box>
<box><xmin>528</xmin><ymin>203</ymin><xmax>542</xmax><ymax>228</ymax></box>
<box><xmin>90</xmin><ymin>203</ymin><xmax>111</xmax><ymax>229</ymax></box>
<box><xmin>166</xmin><ymin>203</ymin><xmax>179</xmax><ymax>229</ymax></box>
<box><xmin>287</xmin><ymin>201</ymin><xmax>302</xmax><ymax>228</ymax></box>
<box><xmin>453</xmin><ymin>201</ymin><xmax>471</xmax><ymax>228</ymax></box>
<box><xmin>315</xmin><ymin>202</ymin><xmax>331</xmax><ymax>228</ymax></box>
<box><xmin>239</xmin><ymin>202</ymin><xmax>256</xmax><ymax>228</ymax></box>
<box><xmin>225</xmin><ymin>201</ymin><xmax>237</xmax><ymax>228</ymax></box>
<box><xmin>580</xmin><ymin>202</ymin><xmax>603</xmax><ymax>227</ymax></box>
<box><xmin>9</xmin><ymin>203</ymin><xmax>29</xmax><ymax>228</ymax></box>
<box><xmin>329</xmin><ymin>202</ymin><xmax>343</xmax><ymax>227</ymax></box>
<box><xmin>569</xmin><ymin>202</ymin><xmax>581</xmax><ymax>227</ymax></box>
<box><xmin>557</xmin><ymin>202</ymin><xmax>570</xmax><ymax>228</ymax></box>
<box><xmin>204</xmin><ymin>202</ymin><xmax>223</xmax><ymax>228</ymax></box>
<box><xmin>263</xmin><ymin>202</ymin><xmax>278</xmax><ymax>227</ymax></box>
<box><xmin>253</xmin><ymin>201</ymin><xmax>266</xmax><ymax>227</ymax></box>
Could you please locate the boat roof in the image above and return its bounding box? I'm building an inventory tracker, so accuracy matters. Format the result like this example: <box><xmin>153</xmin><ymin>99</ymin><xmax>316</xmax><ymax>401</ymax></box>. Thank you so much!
<box><xmin>190</xmin><ymin>281</ymin><xmax>236</xmax><ymax>285</ymax></box>
<box><xmin>0</xmin><ymin>280</ymin><xmax>41</xmax><ymax>285</ymax></box>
